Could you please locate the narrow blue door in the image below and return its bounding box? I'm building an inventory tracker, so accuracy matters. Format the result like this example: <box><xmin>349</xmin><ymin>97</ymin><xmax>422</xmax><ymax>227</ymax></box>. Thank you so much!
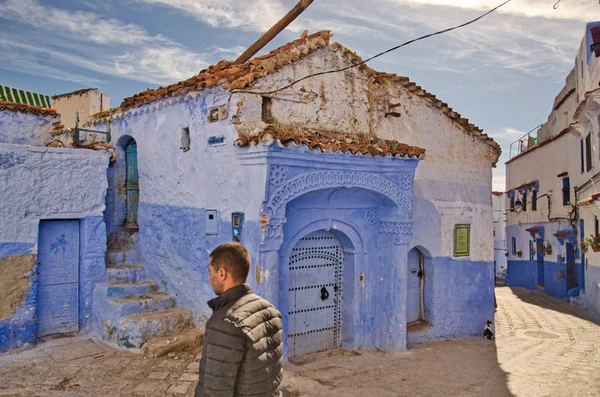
<box><xmin>566</xmin><ymin>242</ymin><xmax>577</xmax><ymax>291</ymax></box>
<box><xmin>407</xmin><ymin>248</ymin><xmax>422</xmax><ymax>323</ymax></box>
<box><xmin>37</xmin><ymin>220</ymin><xmax>80</xmax><ymax>337</ymax></box>
<box><xmin>126</xmin><ymin>141</ymin><xmax>139</xmax><ymax>225</ymax></box>
<box><xmin>536</xmin><ymin>239</ymin><xmax>544</xmax><ymax>287</ymax></box>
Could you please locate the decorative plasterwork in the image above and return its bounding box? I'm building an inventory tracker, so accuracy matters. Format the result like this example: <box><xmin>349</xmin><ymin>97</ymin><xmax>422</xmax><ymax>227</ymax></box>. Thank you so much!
<box><xmin>378</xmin><ymin>222</ymin><xmax>412</xmax><ymax>235</ymax></box>
<box><xmin>365</xmin><ymin>208</ymin><xmax>379</xmax><ymax>225</ymax></box>
<box><xmin>268</xmin><ymin>165</ymin><xmax>288</xmax><ymax>187</ymax></box>
<box><xmin>265</xmin><ymin>171</ymin><xmax>412</xmax><ymax>219</ymax></box>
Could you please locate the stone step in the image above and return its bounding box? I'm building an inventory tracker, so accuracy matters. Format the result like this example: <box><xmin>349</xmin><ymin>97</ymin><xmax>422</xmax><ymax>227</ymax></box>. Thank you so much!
<box><xmin>115</xmin><ymin>309</ymin><xmax>193</xmax><ymax>348</ymax></box>
<box><xmin>96</xmin><ymin>281</ymin><xmax>158</xmax><ymax>299</ymax></box>
<box><xmin>107</xmin><ymin>249</ymin><xmax>138</xmax><ymax>265</ymax></box>
<box><xmin>108</xmin><ymin>293</ymin><xmax>175</xmax><ymax>318</ymax></box>
<box><xmin>107</xmin><ymin>230</ymin><xmax>139</xmax><ymax>251</ymax></box>
<box><xmin>106</xmin><ymin>264</ymin><xmax>146</xmax><ymax>283</ymax></box>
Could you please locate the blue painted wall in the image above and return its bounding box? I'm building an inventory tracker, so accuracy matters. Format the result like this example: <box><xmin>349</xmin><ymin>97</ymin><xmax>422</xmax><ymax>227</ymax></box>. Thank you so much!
<box><xmin>506</xmin><ymin>260</ymin><xmax>538</xmax><ymax>290</ymax></box>
<box><xmin>408</xmin><ymin>258</ymin><xmax>494</xmax><ymax>344</ymax></box>
<box><xmin>544</xmin><ymin>260</ymin><xmax>567</xmax><ymax>298</ymax></box>
<box><xmin>0</xmin><ymin>142</ymin><xmax>108</xmax><ymax>352</ymax></box>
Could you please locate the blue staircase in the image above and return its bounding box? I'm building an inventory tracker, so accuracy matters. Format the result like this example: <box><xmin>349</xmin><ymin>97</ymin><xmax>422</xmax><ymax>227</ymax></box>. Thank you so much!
<box><xmin>94</xmin><ymin>231</ymin><xmax>192</xmax><ymax>348</ymax></box>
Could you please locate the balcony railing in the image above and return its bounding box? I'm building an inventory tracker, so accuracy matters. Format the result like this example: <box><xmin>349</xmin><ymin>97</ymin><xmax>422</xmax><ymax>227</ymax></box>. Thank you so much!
<box><xmin>509</xmin><ymin>125</ymin><xmax>542</xmax><ymax>159</ymax></box>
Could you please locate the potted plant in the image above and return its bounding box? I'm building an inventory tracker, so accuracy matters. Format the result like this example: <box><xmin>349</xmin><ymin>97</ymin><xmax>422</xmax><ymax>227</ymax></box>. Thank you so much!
<box><xmin>545</xmin><ymin>241</ymin><xmax>552</xmax><ymax>256</ymax></box>
<box><xmin>517</xmin><ymin>250</ymin><xmax>523</xmax><ymax>258</ymax></box>
<box><xmin>590</xmin><ymin>234</ymin><xmax>600</xmax><ymax>253</ymax></box>
<box><xmin>539</xmin><ymin>244</ymin><xmax>547</xmax><ymax>255</ymax></box>
<box><xmin>581</xmin><ymin>239</ymin><xmax>589</xmax><ymax>254</ymax></box>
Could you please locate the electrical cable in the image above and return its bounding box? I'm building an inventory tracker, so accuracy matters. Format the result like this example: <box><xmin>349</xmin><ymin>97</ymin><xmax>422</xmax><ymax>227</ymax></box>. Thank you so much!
<box><xmin>231</xmin><ymin>0</ymin><xmax>513</xmax><ymax>96</ymax></box>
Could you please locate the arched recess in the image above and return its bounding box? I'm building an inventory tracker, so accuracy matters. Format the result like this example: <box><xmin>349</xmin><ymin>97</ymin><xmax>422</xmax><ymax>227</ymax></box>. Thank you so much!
<box><xmin>106</xmin><ymin>135</ymin><xmax>138</xmax><ymax>233</ymax></box>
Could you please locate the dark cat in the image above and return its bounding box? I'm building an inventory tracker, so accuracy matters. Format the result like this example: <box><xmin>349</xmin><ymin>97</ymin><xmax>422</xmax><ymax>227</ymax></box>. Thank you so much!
<box><xmin>483</xmin><ymin>320</ymin><xmax>495</xmax><ymax>339</ymax></box>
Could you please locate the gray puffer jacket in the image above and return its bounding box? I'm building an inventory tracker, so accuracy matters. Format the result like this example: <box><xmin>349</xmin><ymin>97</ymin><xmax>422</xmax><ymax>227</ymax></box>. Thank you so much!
<box><xmin>195</xmin><ymin>283</ymin><xmax>283</xmax><ymax>397</ymax></box>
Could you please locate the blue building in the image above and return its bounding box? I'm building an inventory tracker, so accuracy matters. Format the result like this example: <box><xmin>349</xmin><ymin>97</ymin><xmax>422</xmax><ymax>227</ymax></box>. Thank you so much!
<box><xmin>505</xmin><ymin>22</ymin><xmax>600</xmax><ymax>318</ymax></box>
<box><xmin>1</xmin><ymin>31</ymin><xmax>500</xmax><ymax>357</ymax></box>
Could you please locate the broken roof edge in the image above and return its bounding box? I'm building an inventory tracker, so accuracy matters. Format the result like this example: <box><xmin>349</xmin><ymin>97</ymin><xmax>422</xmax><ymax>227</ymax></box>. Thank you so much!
<box><xmin>0</xmin><ymin>100</ymin><xmax>59</xmax><ymax>117</ymax></box>
<box><xmin>235</xmin><ymin>125</ymin><xmax>426</xmax><ymax>160</ymax></box>
<box><xmin>52</xmin><ymin>88</ymin><xmax>98</xmax><ymax>100</ymax></box>
<box><xmin>88</xmin><ymin>30</ymin><xmax>499</xmax><ymax>164</ymax></box>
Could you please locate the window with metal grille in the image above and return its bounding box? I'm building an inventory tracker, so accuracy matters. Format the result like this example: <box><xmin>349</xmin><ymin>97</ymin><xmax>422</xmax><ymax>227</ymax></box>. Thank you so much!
<box><xmin>512</xmin><ymin>237</ymin><xmax>516</xmax><ymax>255</ymax></box>
<box><xmin>532</xmin><ymin>190</ymin><xmax>538</xmax><ymax>211</ymax></box>
<box><xmin>562</xmin><ymin>177</ymin><xmax>570</xmax><ymax>206</ymax></box>
<box><xmin>510</xmin><ymin>196</ymin><xmax>515</xmax><ymax>212</ymax></box>
<box><xmin>522</xmin><ymin>192</ymin><xmax>527</xmax><ymax>212</ymax></box>
<box><xmin>595</xmin><ymin>216</ymin><xmax>599</xmax><ymax>238</ymax></box>
<box><xmin>586</xmin><ymin>133</ymin><xmax>593</xmax><ymax>171</ymax></box>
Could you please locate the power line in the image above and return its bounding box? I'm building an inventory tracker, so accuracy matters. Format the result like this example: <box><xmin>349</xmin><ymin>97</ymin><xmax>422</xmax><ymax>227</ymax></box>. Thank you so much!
<box><xmin>231</xmin><ymin>0</ymin><xmax>513</xmax><ymax>96</ymax></box>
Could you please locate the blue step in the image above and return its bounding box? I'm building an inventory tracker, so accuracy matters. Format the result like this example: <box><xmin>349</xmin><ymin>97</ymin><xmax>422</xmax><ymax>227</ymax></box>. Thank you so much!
<box><xmin>107</xmin><ymin>249</ymin><xmax>138</xmax><ymax>265</ymax></box>
<box><xmin>106</xmin><ymin>264</ymin><xmax>145</xmax><ymax>283</ymax></box>
<box><xmin>96</xmin><ymin>281</ymin><xmax>158</xmax><ymax>299</ymax></box>
<box><xmin>113</xmin><ymin>308</ymin><xmax>193</xmax><ymax>348</ymax></box>
<box><xmin>108</xmin><ymin>293</ymin><xmax>175</xmax><ymax>318</ymax></box>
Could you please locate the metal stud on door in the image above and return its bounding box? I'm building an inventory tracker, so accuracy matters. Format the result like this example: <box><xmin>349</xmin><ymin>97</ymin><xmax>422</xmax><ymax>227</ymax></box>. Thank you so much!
<box><xmin>288</xmin><ymin>230</ymin><xmax>343</xmax><ymax>358</ymax></box>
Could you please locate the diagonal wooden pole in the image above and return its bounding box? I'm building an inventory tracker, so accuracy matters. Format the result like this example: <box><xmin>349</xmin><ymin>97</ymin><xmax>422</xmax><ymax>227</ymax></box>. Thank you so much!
<box><xmin>233</xmin><ymin>0</ymin><xmax>314</xmax><ymax>65</ymax></box>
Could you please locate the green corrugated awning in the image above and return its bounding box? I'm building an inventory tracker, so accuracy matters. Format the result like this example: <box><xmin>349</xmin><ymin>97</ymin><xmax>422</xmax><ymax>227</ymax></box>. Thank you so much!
<box><xmin>0</xmin><ymin>85</ymin><xmax>51</xmax><ymax>108</ymax></box>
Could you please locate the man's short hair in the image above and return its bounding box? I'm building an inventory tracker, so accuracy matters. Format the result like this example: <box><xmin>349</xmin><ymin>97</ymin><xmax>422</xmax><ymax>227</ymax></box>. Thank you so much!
<box><xmin>210</xmin><ymin>242</ymin><xmax>250</xmax><ymax>282</ymax></box>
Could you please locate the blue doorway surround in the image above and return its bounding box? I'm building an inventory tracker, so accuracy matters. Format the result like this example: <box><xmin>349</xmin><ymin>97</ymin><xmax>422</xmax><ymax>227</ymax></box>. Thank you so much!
<box><xmin>241</xmin><ymin>145</ymin><xmax>422</xmax><ymax>358</ymax></box>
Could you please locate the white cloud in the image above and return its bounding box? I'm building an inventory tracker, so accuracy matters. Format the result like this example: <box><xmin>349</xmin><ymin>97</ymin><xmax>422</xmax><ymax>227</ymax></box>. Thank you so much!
<box><xmin>0</xmin><ymin>0</ymin><xmax>211</xmax><ymax>85</ymax></box>
<box><xmin>399</xmin><ymin>0</ymin><xmax>600</xmax><ymax>22</ymax></box>
<box><xmin>0</xmin><ymin>0</ymin><xmax>161</xmax><ymax>45</ymax></box>
<box><xmin>133</xmin><ymin>0</ymin><xmax>287</xmax><ymax>32</ymax></box>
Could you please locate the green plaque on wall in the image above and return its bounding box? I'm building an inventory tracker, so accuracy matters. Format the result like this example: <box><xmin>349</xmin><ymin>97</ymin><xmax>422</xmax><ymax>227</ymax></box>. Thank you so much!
<box><xmin>454</xmin><ymin>224</ymin><xmax>470</xmax><ymax>257</ymax></box>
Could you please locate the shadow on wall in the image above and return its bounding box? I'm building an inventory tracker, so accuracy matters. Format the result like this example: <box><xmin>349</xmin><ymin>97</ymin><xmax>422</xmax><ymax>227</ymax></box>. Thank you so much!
<box><xmin>510</xmin><ymin>287</ymin><xmax>600</xmax><ymax>325</ymax></box>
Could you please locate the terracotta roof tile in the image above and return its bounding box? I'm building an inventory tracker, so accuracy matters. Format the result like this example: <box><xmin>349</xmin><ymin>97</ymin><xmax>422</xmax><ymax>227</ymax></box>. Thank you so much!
<box><xmin>0</xmin><ymin>100</ymin><xmax>58</xmax><ymax>117</ymax></box>
<box><xmin>526</xmin><ymin>227</ymin><xmax>541</xmax><ymax>233</ymax></box>
<box><xmin>553</xmin><ymin>231</ymin><xmax>571</xmax><ymax>238</ymax></box>
<box><xmin>92</xmin><ymin>30</ymin><xmax>498</xmax><ymax>164</ymax></box>
<box><xmin>235</xmin><ymin>125</ymin><xmax>425</xmax><ymax>159</ymax></box>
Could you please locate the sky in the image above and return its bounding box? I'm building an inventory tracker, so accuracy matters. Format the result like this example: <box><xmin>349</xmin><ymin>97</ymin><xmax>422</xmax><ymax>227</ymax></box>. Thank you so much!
<box><xmin>1</xmin><ymin>0</ymin><xmax>599</xmax><ymax>191</ymax></box>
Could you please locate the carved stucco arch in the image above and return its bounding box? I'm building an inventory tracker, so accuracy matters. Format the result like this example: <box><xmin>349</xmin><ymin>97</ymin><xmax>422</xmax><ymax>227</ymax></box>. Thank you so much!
<box><xmin>264</xmin><ymin>170</ymin><xmax>413</xmax><ymax>220</ymax></box>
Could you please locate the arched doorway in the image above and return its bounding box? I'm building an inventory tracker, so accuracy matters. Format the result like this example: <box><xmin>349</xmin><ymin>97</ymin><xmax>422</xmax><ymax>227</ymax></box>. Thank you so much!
<box><xmin>407</xmin><ymin>247</ymin><xmax>424</xmax><ymax>324</ymax></box>
<box><xmin>125</xmin><ymin>138</ymin><xmax>138</xmax><ymax>226</ymax></box>
<box><xmin>287</xmin><ymin>230</ymin><xmax>344</xmax><ymax>358</ymax></box>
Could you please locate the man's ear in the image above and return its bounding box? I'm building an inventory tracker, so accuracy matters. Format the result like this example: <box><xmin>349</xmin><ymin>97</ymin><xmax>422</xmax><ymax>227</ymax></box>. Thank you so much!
<box><xmin>218</xmin><ymin>267</ymin><xmax>227</xmax><ymax>279</ymax></box>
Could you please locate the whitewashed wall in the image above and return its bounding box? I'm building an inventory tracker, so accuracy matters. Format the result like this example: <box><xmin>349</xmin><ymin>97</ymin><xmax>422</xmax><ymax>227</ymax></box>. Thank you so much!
<box><xmin>234</xmin><ymin>47</ymin><xmax>496</xmax><ymax>262</ymax></box>
<box><xmin>0</xmin><ymin>110</ymin><xmax>56</xmax><ymax>146</ymax></box>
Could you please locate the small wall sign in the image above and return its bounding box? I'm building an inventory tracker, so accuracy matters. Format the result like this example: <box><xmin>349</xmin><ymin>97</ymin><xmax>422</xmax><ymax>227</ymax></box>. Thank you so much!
<box><xmin>454</xmin><ymin>224</ymin><xmax>470</xmax><ymax>257</ymax></box>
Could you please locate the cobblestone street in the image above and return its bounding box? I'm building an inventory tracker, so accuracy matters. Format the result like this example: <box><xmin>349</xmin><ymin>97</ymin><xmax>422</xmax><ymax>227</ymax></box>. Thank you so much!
<box><xmin>0</xmin><ymin>287</ymin><xmax>598</xmax><ymax>397</ymax></box>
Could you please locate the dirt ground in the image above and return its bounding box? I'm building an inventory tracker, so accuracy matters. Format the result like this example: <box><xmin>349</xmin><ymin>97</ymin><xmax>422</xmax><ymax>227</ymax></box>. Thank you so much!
<box><xmin>0</xmin><ymin>286</ymin><xmax>598</xmax><ymax>397</ymax></box>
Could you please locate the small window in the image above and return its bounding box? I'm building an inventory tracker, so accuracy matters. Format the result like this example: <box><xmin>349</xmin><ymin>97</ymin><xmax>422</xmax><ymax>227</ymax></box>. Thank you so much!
<box><xmin>512</xmin><ymin>237</ymin><xmax>516</xmax><ymax>255</ymax></box>
<box><xmin>522</xmin><ymin>192</ymin><xmax>527</xmax><ymax>212</ymax></box>
<box><xmin>586</xmin><ymin>133</ymin><xmax>592</xmax><ymax>171</ymax></box>
<box><xmin>529</xmin><ymin>240</ymin><xmax>534</xmax><ymax>260</ymax></box>
<box><xmin>532</xmin><ymin>190</ymin><xmax>538</xmax><ymax>211</ymax></box>
<box><xmin>581</xmin><ymin>140</ymin><xmax>585</xmax><ymax>173</ymax></box>
<box><xmin>180</xmin><ymin>127</ymin><xmax>190</xmax><ymax>152</ymax></box>
<box><xmin>580</xmin><ymin>139</ymin><xmax>585</xmax><ymax>174</ymax></box>
<box><xmin>562</xmin><ymin>177</ymin><xmax>570</xmax><ymax>206</ymax></box>
<box><xmin>595</xmin><ymin>216</ymin><xmax>599</xmax><ymax>238</ymax></box>
<box><xmin>493</xmin><ymin>230</ymin><xmax>496</xmax><ymax>237</ymax></box>
<box><xmin>510</xmin><ymin>196</ymin><xmax>515</xmax><ymax>212</ymax></box>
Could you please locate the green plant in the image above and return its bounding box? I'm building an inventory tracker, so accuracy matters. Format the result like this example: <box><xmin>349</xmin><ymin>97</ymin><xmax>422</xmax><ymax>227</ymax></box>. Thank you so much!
<box><xmin>581</xmin><ymin>239</ymin><xmax>589</xmax><ymax>253</ymax></box>
<box><xmin>539</xmin><ymin>244</ymin><xmax>547</xmax><ymax>255</ymax></box>
<box><xmin>588</xmin><ymin>234</ymin><xmax>600</xmax><ymax>252</ymax></box>
<box><xmin>517</xmin><ymin>250</ymin><xmax>523</xmax><ymax>258</ymax></box>
<box><xmin>545</xmin><ymin>241</ymin><xmax>552</xmax><ymax>255</ymax></box>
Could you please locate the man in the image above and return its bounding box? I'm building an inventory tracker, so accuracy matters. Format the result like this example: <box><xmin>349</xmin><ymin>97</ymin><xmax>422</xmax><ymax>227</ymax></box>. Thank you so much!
<box><xmin>195</xmin><ymin>242</ymin><xmax>283</xmax><ymax>397</ymax></box>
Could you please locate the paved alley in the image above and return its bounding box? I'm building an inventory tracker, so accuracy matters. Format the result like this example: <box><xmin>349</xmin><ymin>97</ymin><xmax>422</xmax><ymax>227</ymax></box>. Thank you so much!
<box><xmin>0</xmin><ymin>287</ymin><xmax>598</xmax><ymax>397</ymax></box>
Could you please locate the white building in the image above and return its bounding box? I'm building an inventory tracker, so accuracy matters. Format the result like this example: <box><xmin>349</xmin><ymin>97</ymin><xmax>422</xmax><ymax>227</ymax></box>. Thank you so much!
<box><xmin>493</xmin><ymin>192</ymin><xmax>507</xmax><ymax>277</ymax></box>
<box><xmin>505</xmin><ymin>22</ymin><xmax>600</xmax><ymax>318</ymax></box>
